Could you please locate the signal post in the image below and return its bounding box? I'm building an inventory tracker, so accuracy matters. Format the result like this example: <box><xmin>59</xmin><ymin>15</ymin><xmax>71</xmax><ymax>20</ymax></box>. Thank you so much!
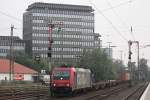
<box><xmin>47</xmin><ymin>21</ymin><xmax>63</xmax><ymax>97</ymax></box>
<box><xmin>128</xmin><ymin>40</ymin><xmax>140</xmax><ymax>86</ymax></box>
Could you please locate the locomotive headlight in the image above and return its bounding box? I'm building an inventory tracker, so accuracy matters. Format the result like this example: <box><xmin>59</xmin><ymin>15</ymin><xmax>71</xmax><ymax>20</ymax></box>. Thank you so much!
<box><xmin>66</xmin><ymin>83</ymin><xmax>70</xmax><ymax>87</ymax></box>
<box><xmin>53</xmin><ymin>84</ymin><xmax>56</xmax><ymax>86</ymax></box>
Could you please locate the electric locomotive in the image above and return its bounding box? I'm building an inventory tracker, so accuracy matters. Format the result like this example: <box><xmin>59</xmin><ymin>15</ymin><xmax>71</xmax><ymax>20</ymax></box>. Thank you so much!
<box><xmin>50</xmin><ymin>67</ymin><xmax>92</xmax><ymax>96</ymax></box>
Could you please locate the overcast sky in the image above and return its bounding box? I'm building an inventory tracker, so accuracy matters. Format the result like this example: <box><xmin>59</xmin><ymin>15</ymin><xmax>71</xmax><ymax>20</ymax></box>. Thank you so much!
<box><xmin>1</xmin><ymin>0</ymin><xmax>150</xmax><ymax>65</ymax></box>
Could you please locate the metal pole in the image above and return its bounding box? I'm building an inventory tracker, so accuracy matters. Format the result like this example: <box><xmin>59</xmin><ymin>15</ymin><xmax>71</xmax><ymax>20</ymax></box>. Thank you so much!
<box><xmin>59</xmin><ymin>22</ymin><xmax>63</xmax><ymax>65</ymax></box>
<box><xmin>61</xmin><ymin>30</ymin><xmax>63</xmax><ymax>65</ymax></box>
<box><xmin>109</xmin><ymin>43</ymin><xmax>110</xmax><ymax>57</ymax></box>
<box><xmin>120</xmin><ymin>50</ymin><xmax>123</xmax><ymax>62</ymax></box>
<box><xmin>99</xmin><ymin>38</ymin><xmax>101</xmax><ymax>49</ymax></box>
<box><xmin>9</xmin><ymin>25</ymin><xmax>14</xmax><ymax>81</ymax></box>
<box><xmin>12</xmin><ymin>27</ymin><xmax>14</xmax><ymax>81</ymax></box>
<box><xmin>107</xmin><ymin>42</ymin><xmax>111</xmax><ymax>58</ymax></box>
<box><xmin>48</xmin><ymin>24</ymin><xmax>52</xmax><ymax>70</ymax></box>
<box><xmin>48</xmin><ymin>23</ymin><xmax>53</xmax><ymax>97</ymax></box>
<box><xmin>137</xmin><ymin>41</ymin><xmax>140</xmax><ymax>81</ymax></box>
<box><xmin>128</xmin><ymin>40</ymin><xmax>132</xmax><ymax>86</ymax></box>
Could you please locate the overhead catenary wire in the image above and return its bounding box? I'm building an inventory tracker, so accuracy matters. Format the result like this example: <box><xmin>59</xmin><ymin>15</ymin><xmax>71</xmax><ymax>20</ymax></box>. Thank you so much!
<box><xmin>102</xmin><ymin>0</ymin><xmax>137</xmax><ymax>12</ymax></box>
<box><xmin>0</xmin><ymin>10</ymin><xmax>22</xmax><ymax>33</ymax></box>
<box><xmin>0</xmin><ymin>10</ymin><xmax>22</xmax><ymax>23</ymax></box>
<box><xmin>106</xmin><ymin>0</ymin><xmax>136</xmax><ymax>40</ymax></box>
<box><xmin>88</xmin><ymin>0</ymin><xmax>128</xmax><ymax>42</ymax></box>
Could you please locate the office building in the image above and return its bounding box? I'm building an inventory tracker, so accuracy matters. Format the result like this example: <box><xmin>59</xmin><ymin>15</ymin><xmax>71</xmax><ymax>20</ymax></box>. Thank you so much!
<box><xmin>0</xmin><ymin>36</ymin><xmax>25</xmax><ymax>58</ymax></box>
<box><xmin>23</xmin><ymin>2</ymin><xmax>100</xmax><ymax>65</ymax></box>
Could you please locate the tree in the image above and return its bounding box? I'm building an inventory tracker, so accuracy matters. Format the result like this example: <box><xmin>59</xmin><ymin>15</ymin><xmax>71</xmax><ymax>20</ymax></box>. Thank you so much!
<box><xmin>111</xmin><ymin>60</ymin><xmax>125</xmax><ymax>79</ymax></box>
<box><xmin>139</xmin><ymin>58</ymin><xmax>148</xmax><ymax>81</ymax></box>
<box><xmin>9</xmin><ymin>51</ymin><xmax>49</xmax><ymax>73</ymax></box>
<box><xmin>79</xmin><ymin>48</ymin><xmax>117</xmax><ymax>81</ymax></box>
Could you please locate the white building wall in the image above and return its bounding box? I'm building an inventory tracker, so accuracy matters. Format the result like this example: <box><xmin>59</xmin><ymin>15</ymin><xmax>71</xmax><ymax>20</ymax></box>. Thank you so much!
<box><xmin>0</xmin><ymin>73</ymin><xmax>9</xmax><ymax>81</ymax></box>
<box><xmin>0</xmin><ymin>73</ymin><xmax>35</xmax><ymax>81</ymax></box>
<box><xmin>24</xmin><ymin>74</ymin><xmax>34</xmax><ymax>81</ymax></box>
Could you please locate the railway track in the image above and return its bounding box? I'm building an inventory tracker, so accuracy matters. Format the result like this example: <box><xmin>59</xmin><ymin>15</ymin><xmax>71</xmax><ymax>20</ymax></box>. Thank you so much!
<box><xmin>0</xmin><ymin>85</ymin><xmax>49</xmax><ymax>100</ymax></box>
<box><xmin>1</xmin><ymin>81</ymin><xmax>145</xmax><ymax>100</ymax></box>
<box><xmin>67</xmin><ymin>83</ymin><xmax>129</xmax><ymax>100</ymax></box>
<box><xmin>84</xmin><ymin>85</ymin><xmax>128</xmax><ymax>100</ymax></box>
<box><xmin>123</xmin><ymin>82</ymin><xmax>148</xmax><ymax>100</ymax></box>
<box><xmin>67</xmin><ymin>82</ymin><xmax>148</xmax><ymax>100</ymax></box>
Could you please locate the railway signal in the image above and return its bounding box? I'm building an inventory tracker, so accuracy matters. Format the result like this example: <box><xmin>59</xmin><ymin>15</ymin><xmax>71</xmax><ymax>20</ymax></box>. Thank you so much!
<box><xmin>128</xmin><ymin>51</ymin><xmax>132</xmax><ymax>60</ymax></box>
<box><xmin>47</xmin><ymin>47</ymin><xmax>52</xmax><ymax>57</ymax></box>
<box><xmin>35</xmin><ymin>55</ymin><xmax>40</xmax><ymax>62</ymax></box>
<box><xmin>128</xmin><ymin>41</ymin><xmax>132</xmax><ymax>60</ymax></box>
<box><xmin>47</xmin><ymin>22</ymin><xmax>63</xmax><ymax>58</ymax></box>
<box><xmin>128</xmin><ymin>40</ymin><xmax>140</xmax><ymax>86</ymax></box>
<box><xmin>46</xmin><ymin>21</ymin><xmax>63</xmax><ymax>97</ymax></box>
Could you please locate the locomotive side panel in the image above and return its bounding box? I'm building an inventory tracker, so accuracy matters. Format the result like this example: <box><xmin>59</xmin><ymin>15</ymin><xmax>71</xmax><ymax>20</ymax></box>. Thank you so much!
<box><xmin>74</xmin><ymin>68</ymin><xmax>92</xmax><ymax>90</ymax></box>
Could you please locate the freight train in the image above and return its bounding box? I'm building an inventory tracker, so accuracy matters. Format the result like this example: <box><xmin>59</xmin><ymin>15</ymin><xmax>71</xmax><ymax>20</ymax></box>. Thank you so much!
<box><xmin>50</xmin><ymin>67</ymin><xmax>129</xmax><ymax>96</ymax></box>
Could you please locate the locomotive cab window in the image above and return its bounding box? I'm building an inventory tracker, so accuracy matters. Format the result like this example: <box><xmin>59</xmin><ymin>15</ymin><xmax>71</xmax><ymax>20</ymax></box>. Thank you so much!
<box><xmin>53</xmin><ymin>70</ymin><xmax>70</xmax><ymax>80</ymax></box>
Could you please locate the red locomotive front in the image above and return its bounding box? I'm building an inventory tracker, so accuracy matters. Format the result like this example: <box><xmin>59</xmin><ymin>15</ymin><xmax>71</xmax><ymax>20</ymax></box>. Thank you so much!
<box><xmin>50</xmin><ymin>67</ymin><xmax>75</xmax><ymax>96</ymax></box>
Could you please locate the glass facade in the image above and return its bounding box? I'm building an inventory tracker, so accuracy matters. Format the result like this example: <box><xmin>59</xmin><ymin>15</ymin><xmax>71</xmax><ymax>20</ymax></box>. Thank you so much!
<box><xmin>23</xmin><ymin>2</ymin><xmax>100</xmax><ymax>65</ymax></box>
<box><xmin>0</xmin><ymin>36</ymin><xmax>25</xmax><ymax>58</ymax></box>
